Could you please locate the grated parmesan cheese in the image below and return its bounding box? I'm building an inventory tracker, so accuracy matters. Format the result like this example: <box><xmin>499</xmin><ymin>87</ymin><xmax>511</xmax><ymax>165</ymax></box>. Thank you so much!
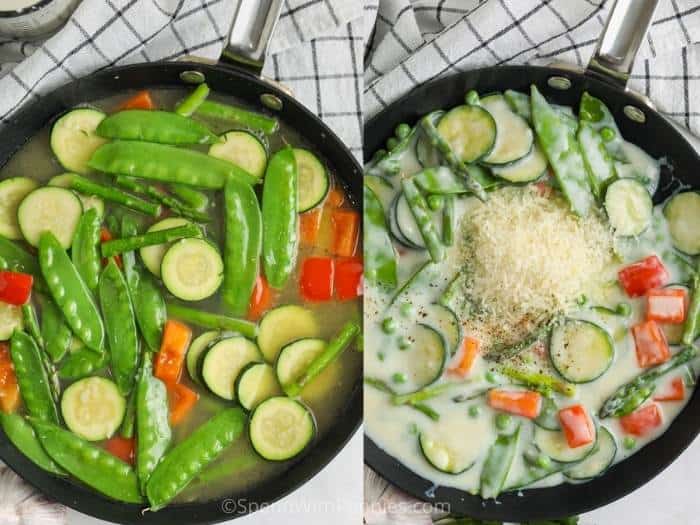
<box><xmin>458</xmin><ymin>186</ymin><xmax>614</xmax><ymax>353</ymax></box>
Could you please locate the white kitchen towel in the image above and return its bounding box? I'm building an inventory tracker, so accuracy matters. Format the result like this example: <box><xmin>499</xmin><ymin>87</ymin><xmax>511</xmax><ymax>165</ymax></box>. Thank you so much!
<box><xmin>364</xmin><ymin>0</ymin><xmax>700</xmax><ymax>137</ymax></box>
<box><xmin>0</xmin><ymin>0</ymin><xmax>364</xmax><ymax>159</ymax></box>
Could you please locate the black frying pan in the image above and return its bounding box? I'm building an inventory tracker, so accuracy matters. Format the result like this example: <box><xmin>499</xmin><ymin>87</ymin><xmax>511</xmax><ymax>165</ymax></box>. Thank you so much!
<box><xmin>0</xmin><ymin>2</ymin><xmax>362</xmax><ymax>524</ymax></box>
<box><xmin>365</xmin><ymin>0</ymin><xmax>700</xmax><ymax>521</ymax></box>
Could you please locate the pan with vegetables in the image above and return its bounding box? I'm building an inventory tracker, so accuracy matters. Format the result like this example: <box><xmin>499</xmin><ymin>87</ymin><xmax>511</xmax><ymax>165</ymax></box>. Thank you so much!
<box><xmin>0</xmin><ymin>1</ymin><xmax>362</xmax><ymax>524</ymax></box>
<box><xmin>364</xmin><ymin>0</ymin><xmax>700</xmax><ymax>521</ymax></box>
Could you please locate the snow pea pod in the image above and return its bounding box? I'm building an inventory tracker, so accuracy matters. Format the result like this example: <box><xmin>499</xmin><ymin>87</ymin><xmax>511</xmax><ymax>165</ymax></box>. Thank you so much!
<box><xmin>72</xmin><ymin>208</ymin><xmax>101</xmax><ymax>291</ymax></box>
<box><xmin>10</xmin><ymin>331</ymin><xmax>59</xmax><ymax>424</ymax></box>
<box><xmin>101</xmin><ymin>223</ymin><xmax>202</xmax><ymax>258</ymax></box>
<box><xmin>69</xmin><ymin>174</ymin><xmax>161</xmax><ymax>217</ymax></box>
<box><xmin>39</xmin><ymin>231</ymin><xmax>105</xmax><ymax>352</ymax></box>
<box><xmin>114</xmin><ymin>176</ymin><xmax>210</xmax><ymax>223</ymax></box>
<box><xmin>58</xmin><ymin>345</ymin><xmax>108</xmax><ymax>380</ymax></box>
<box><xmin>0</xmin><ymin>413</ymin><xmax>66</xmax><ymax>475</ymax></box>
<box><xmin>30</xmin><ymin>418</ymin><xmax>143</xmax><ymax>503</ymax></box>
<box><xmin>99</xmin><ymin>260</ymin><xmax>140</xmax><ymax>395</ymax></box>
<box><xmin>222</xmin><ymin>176</ymin><xmax>262</xmax><ymax>316</ymax></box>
<box><xmin>480</xmin><ymin>425</ymin><xmax>520</xmax><ymax>499</ymax></box>
<box><xmin>0</xmin><ymin>255</ymin><xmax>7</xmax><ymax>270</ymax></box>
<box><xmin>165</xmin><ymin>302</ymin><xmax>257</xmax><ymax>338</ymax></box>
<box><xmin>175</xmin><ymin>83</ymin><xmax>210</xmax><ymax>117</ymax></box>
<box><xmin>365</xmin><ymin>125</ymin><xmax>417</xmax><ymax>177</ymax></box>
<box><xmin>21</xmin><ymin>303</ymin><xmax>60</xmax><ymax>401</ymax></box>
<box><xmin>364</xmin><ymin>183</ymin><xmax>397</xmax><ymax>288</ymax></box>
<box><xmin>401</xmin><ymin>178</ymin><xmax>445</xmax><ymax>262</ymax></box>
<box><xmin>97</xmin><ymin>110</ymin><xmax>218</xmax><ymax>145</ymax></box>
<box><xmin>531</xmin><ymin>85</ymin><xmax>594</xmax><ymax>217</ymax></box>
<box><xmin>195</xmin><ymin>100</ymin><xmax>279</xmax><ymax>135</ymax></box>
<box><xmin>262</xmin><ymin>146</ymin><xmax>298</xmax><ymax>289</ymax></box>
<box><xmin>89</xmin><ymin>141</ymin><xmax>258</xmax><ymax>189</ymax></box>
<box><xmin>0</xmin><ymin>235</ymin><xmax>45</xmax><ymax>290</ymax></box>
<box><xmin>682</xmin><ymin>261</ymin><xmax>700</xmax><ymax>345</ymax></box>
<box><xmin>121</xmin><ymin>216</ymin><xmax>166</xmax><ymax>353</ymax></box>
<box><xmin>136</xmin><ymin>359</ymin><xmax>171</xmax><ymax>494</ymax></box>
<box><xmin>146</xmin><ymin>407</ymin><xmax>246</xmax><ymax>510</ymax></box>
<box><xmin>579</xmin><ymin>91</ymin><xmax>626</xmax><ymax>161</ymax></box>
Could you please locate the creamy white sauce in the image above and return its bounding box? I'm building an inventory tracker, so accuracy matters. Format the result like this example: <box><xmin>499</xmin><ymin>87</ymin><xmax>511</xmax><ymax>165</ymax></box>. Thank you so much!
<box><xmin>365</xmin><ymin>124</ymin><xmax>696</xmax><ymax>496</ymax></box>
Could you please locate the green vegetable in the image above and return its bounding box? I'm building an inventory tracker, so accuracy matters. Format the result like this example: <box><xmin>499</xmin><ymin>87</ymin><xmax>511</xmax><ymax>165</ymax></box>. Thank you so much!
<box><xmin>68</xmin><ymin>174</ymin><xmax>161</xmax><ymax>217</ymax></box>
<box><xmin>39</xmin><ymin>296</ymin><xmax>72</xmax><ymax>362</ymax></box>
<box><xmin>468</xmin><ymin>405</ymin><xmax>481</xmax><ymax>418</ymax></box>
<box><xmin>365</xmin><ymin>126</ymin><xmax>416</xmax><ymax>178</ymax></box>
<box><xmin>195</xmin><ymin>452</ymin><xmax>260</xmax><ymax>484</ymax></box>
<box><xmin>398</xmin><ymin>336</ymin><xmax>412</xmax><ymax>350</ymax></box>
<box><xmin>495</xmin><ymin>413</ymin><xmax>512</xmax><ymax>431</ymax></box>
<box><xmin>0</xmin><ymin>236</ymin><xmax>45</xmax><ymax>290</ymax></box>
<box><xmin>391</xmin><ymin>382</ymin><xmax>454</xmax><ymax>406</ymax></box>
<box><xmin>222</xmin><ymin>176</ymin><xmax>262</xmax><ymax>316</ymax></box>
<box><xmin>443</xmin><ymin>195</ymin><xmax>455</xmax><ymax>246</ymax></box>
<box><xmin>166</xmin><ymin>302</ymin><xmax>257</xmax><ymax>338</ymax></box>
<box><xmin>175</xmin><ymin>83</ymin><xmax>211</xmax><ymax>117</ymax></box>
<box><xmin>72</xmin><ymin>208</ymin><xmax>102</xmax><ymax>290</ymax></box>
<box><xmin>195</xmin><ymin>100</ymin><xmax>279</xmax><ymax>135</ymax></box>
<box><xmin>31</xmin><ymin>418</ymin><xmax>143</xmax><ymax>503</ymax></box>
<box><xmin>395</xmin><ymin>123</ymin><xmax>411</xmax><ymax>140</ymax></box>
<box><xmin>89</xmin><ymin>141</ymin><xmax>258</xmax><ymax>189</ymax></box>
<box><xmin>623</xmin><ymin>436</ymin><xmax>636</xmax><ymax>450</ymax></box>
<box><xmin>0</xmin><ymin>413</ymin><xmax>66</xmax><ymax>475</ymax></box>
<box><xmin>101</xmin><ymin>223</ymin><xmax>202</xmax><ymax>258</ymax></box>
<box><xmin>120</xmin><ymin>392</ymin><xmax>136</xmax><ymax>439</ymax></box>
<box><xmin>682</xmin><ymin>262</ymin><xmax>700</xmax><ymax>345</ymax></box>
<box><xmin>97</xmin><ymin>110</ymin><xmax>217</xmax><ymax>145</ymax></box>
<box><xmin>364</xmin><ymin>377</ymin><xmax>440</xmax><ymax>420</ymax></box>
<box><xmin>401</xmin><ymin>178</ymin><xmax>445</xmax><ymax>262</ymax></box>
<box><xmin>136</xmin><ymin>359</ymin><xmax>171</xmax><ymax>493</ymax></box>
<box><xmin>262</xmin><ymin>146</ymin><xmax>298</xmax><ymax>289</ymax></box>
<box><xmin>427</xmin><ymin>194</ymin><xmax>444</xmax><ymax>211</ymax></box>
<box><xmin>168</xmin><ymin>184</ymin><xmax>209</xmax><ymax>210</ymax></box>
<box><xmin>99</xmin><ymin>260</ymin><xmax>140</xmax><ymax>395</ymax></box>
<box><xmin>364</xmin><ymin>183</ymin><xmax>398</xmax><ymax>288</ymax></box>
<box><xmin>480</xmin><ymin>426</ymin><xmax>520</xmax><ymax>499</ymax></box>
<box><xmin>10</xmin><ymin>331</ymin><xmax>59</xmax><ymax>424</ymax></box>
<box><xmin>21</xmin><ymin>303</ymin><xmax>59</xmax><ymax>401</ymax></box>
<box><xmin>120</xmin><ymin>216</ymin><xmax>166</xmax><ymax>353</ymax></box>
<box><xmin>382</xmin><ymin>317</ymin><xmax>396</xmax><ymax>334</ymax></box>
<box><xmin>392</xmin><ymin>372</ymin><xmax>407</xmax><ymax>384</ymax></box>
<box><xmin>58</xmin><ymin>346</ymin><xmax>108</xmax><ymax>380</ymax></box>
<box><xmin>498</xmin><ymin>365</ymin><xmax>576</xmax><ymax>397</ymax></box>
<box><xmin>284</xmin><ymin>321</ymin><xmax>360</xmax><ymax>397</ymax></box>
<box><xmin>114</xmin><ymin>176</ymin><xmax>210</xmax><ymax>223</ymax></box>
<box><xmin>599</xmin><ymin>346</ymin><xmax>698</xmax><ymax>418</ymax></box>
<box><xmin>146</xmin><ymin>408</ymin><xmax>246</xmax><ymax>510</ymax></box>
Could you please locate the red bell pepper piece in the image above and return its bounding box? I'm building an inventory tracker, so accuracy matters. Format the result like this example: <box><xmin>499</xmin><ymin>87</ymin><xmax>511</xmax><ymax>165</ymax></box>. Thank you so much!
<box><xmin>118</xmin><ymin>90</ymin><xmax>154</xmax><ymax>111</ymax></box>
<box><xmin>632</xmin><ymin>320</ymin><xmax>670</xmax><ymax>368</ymax></box>
<box><xmin>0</xmin><ymin>343</ymin><xmax>19</xmax><ymax>413</ymax></box>
<box><xmin>300</xmin><ymin>208</ymin><xmax>323</xmax><ymax>246</ymax></box>
<box><xmin>99</xmin><ymin>228</ymin><xmax>122</xmax><ymax>268</ymax></box>
<box><xmin>618</xmin><ymin>255</ymin><xmax>669</xmax><ymax>297</ymax></box>
<box><xmin>325</xmin><ymin>187</ymin><xmax>345</xmax><ymax>208</ymax></box>
<box><xmin>168</xmin><ymin>382</ymin><xmax>199</xmax><ymax>426</ymax></box>
<box><xmin>558</xmin><ymin>404</ymin><xmax>595</xmax><ymax>448</ymax></box>
<box><xmin>248</xmin><ymin>275</ymin><xmax>273</xmax><ymax>321</ymax></box>
<box><xmin>331</xmin><ymin>209</ymin><xmax>360</xmax><ymax>257</ymax></box>
<box><xmin>646</xmin><ymin>288</ymin><xmax>688</xmax><ymax>324</ymax></box>
<box><xmin>104</xmin><ymin>436</ymin><xmax>135</xmax><ymax>464</ymax></box>
<box><xmin>0</xmin><ymin>271</ymin><xmax>33</xmax><ymax>306</ymax></box>
<box><xmin>620</xmin><ymin>403</ymin><xmax>663</xmax><ymax>436</ymax></box>
<box><xmin>487</xmin><ymin>389</ymin><xmax>542</xmax><ymax>419</ymax></box>
<box><xmin>335</xmin><ymin>257</ymin><xmax>363</xmax><ymax>301</ymax></box>
<box><xmin>654</xmin><ymin>376</ymin><xmax>686</xmax><ymax>402</ymax></box>
<box><xmin>153</xmin><ymin>320</ymin><xmax>192</xmax><ymax>384</ymax></box>
<box><xmin>300</xmin><ymin>257</ymin><xmax>334</xmax><ymax>302</ymax></box>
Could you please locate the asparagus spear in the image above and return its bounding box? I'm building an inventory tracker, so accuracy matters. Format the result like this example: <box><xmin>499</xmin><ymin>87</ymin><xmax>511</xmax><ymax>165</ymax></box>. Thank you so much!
<box><xmin>599</xmin><ymin>346</ymin><xmax>698</xmax><ymax>418</ymax></box>
<box><xmin>365</xmin><ymin>377</ymin><xmax>441</xmax><ymax>421</ymax></box>
<box><xmin>498</xmin><ymin>365</ymin><xmax>576</xmax><ymax>397</ymax></box>
<box><xmin>68</xmin><ymin>174</ymin><xmax>161</xmax><ymax>217</ymax></box>
<box><xmin>100</xmin><ymin>224</ymin><xmax>202</xmax><ymax>258</ymax></box>
<box><xmin>114</xmin><ymin>176</ymin><xmax>210</xmax><ymax>223</ymax></box>
<box><xmin>682</xmin><ymin>262</ymin><xmax>700</xmax><ymax>345</ymax></box>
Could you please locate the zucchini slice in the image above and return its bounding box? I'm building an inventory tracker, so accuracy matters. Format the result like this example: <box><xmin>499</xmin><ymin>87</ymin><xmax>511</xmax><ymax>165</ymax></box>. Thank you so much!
<box><xmin>363</xmin><ymin>175</ymin><xmax>394</xmax><ymax>211</ymax></box>
<box><xmin>416</xmin><ymin>110</ymin><xmax>445</xmax><ymax>167</ymax></box>
<box><xmin>391</xmin><ymin>323</ymin><xmax>447</xmax><ymax>394</ymax></box>
<box><xmin>140</xmin><ymin>217</ymin><xmax>191</xmax><ymax>277</ymax></box>
<box><xmin>48</xmin><ymin>174</ymin><xmax>105</xmax><ymax>218</ymax></box>
<box><xmin>161</xmin><ymin>238</ymin><xmax>223</xmax><ymax>301</ymax></box>
<box><xmin>389</xmin><ymin>194</ymin><xmax>421</xmax><ymax>249</ymax></box>
<box><xmin>236</xmin><ymin>362</ymin><xmax>282</xmax><ymax>411</ymax></box>
<box><xmin>0</xmin><ymin>302</ymin><xmax>23</xmax><ymax>341</ymax></box>
<box><xmin>436</xmin><ymin>105</ymin><xmax>496</xmax><ymax>163</ymax></box>
<box><xmin>491</xmin><ymin>143</ymin><xmax>547</xmax><ymax>183</ymax></box>
<box><xmin>533</xmin><ymin>396</ymin><xmax>561</xmax><ymax>431</ymax></box>
<box><xmin>534</xmin><ymin>426</ymin><xmax>597</xmax><ymax>463</ymax></box>
<box><xmin>565</xmin><ymin>426</ymin><xmax>617</xmax><ymax>480</ymax></box>
<box><xmin>186</xmin><ymin>330</ymin><xmax>221</xmax><ymax>384</ymax></box>
<box><xmin>295</xmin><ymin>149</ymin><xmax>329</xmax><ymax>212</ymax></box>
<box><xmin>201</xmin><ymin>336</ymin><xmax>262</xmax><ymax>400</ymax></box>
<box><xmin>275</xmin><ymin>338</ymin><xmax>326</xmax><ymax>389</ymax></box>
<box><xmin>480</xmin><ymin>95</ymin><xmax>534</xmax><ymax>166</ymax></box>
<box><xmin>61</xmin><ymin>377</ymin><xmax>126</xmax><ymax>441</ymax></box>
<box><xmin>664</xmin><ymin>191</ymin><xmax>700</xmax><ymax>255</ymax></box>
<box><xmin>394</xmin><ymin>193</ymin><xmax>428</xmax><ymax>249</ymax></box>
<box><xmin>422</xmin><ymin>302</ymin><xmax>461</xmax><ymax>355</ymax></box>
<box><xmin>419</xmin><ymin>431</ymin><xmax>477</xmax><ymax>474</ymax></box>
<box><xmin>0</xmin><ymin>177</ymin><xmax>39</xmax><ymax>240</ymax></box>
<box><xmin>614</xmin><ymin>141</ymin><xmax>661</xmax><ymax>197</ymax></box>
<box><xmin>50</xmin><ymin>108</ymin><xmax>108</xmax><ymax>174</ymax></box>
<box><xmin>249</xmin><ymin>396</ymin><xmax>316</xmax><ymax>461</ymax></box>
<box><xmin>209</xmin><ymin>130</ymin><xmax>267</xmax><ymax>179</ymax></box>
<box><xmin>550</xmin><ymin>319</ymin><xmax>614</xmax><ymax>384</ymax></box>
<box><xmin>257</xmin><ymin>305</ymin><xmax>321</xmax><ymax>363</ymax></box>
<box><xmin>604</xmin><ymin>178</ymin><xmax>652</xmax><ymax>237</ymax></box>
<box><xmin>17</xmin><ymin>187</ymin><xmax>83</xmax><ymax>249</ymax></box>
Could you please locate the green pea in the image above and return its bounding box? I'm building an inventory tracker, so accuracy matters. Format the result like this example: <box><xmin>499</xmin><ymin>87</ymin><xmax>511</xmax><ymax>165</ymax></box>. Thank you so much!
<box><xmin>468</xmin><ymin>405</ymin><xmax>481</xmax><ymax>418</ymax></box>
<box><xmin>616</xmin><ymin>302</ymin><xmax>631</xmax><ymax>316</ymax></box>
<box><xmin>392</xmin><ymin>372</ymin><xmax>407</xmax><ymax>384</ymax></box>
<box><xmin>386</xmin><ymin>137</ymin><xmax>399</xmax><ymax>151</ymax></box>
<box><xmin>408</xmin><ymin>422</ymin><xmax>419</xmax><ymax>435</ymax></box>
<box><xmin>372</xmin><ymin>149</ymin><xmax>387</xmax><ymax>162</ymax></box>
<box><xmin>485</xmin><ymin>371</ymin><xmax>499</xmax><ymax>384</ymax></box>
<box><xmin>382</xmin><ymin>317</ymin><xmax>397</xmax><ymax>334</ymax></box>
<box><xmin>399</xmin><ymin>302</ymin><xmax>415</xmax><ymax>317</ymax></box>
<box><xmin>579</xmin><ymin>109</ymin><xmax>593</xmax><ymax>121</ymax></box>
<box><xmin>577</xmin><ymin>294</ymin><xmax>588</xmax><ymax>306</ymax></box>
<box><xmin>623</xmin><ymin>436</ymin><xmax>636</xmax><ymax>450</ymax></box>
<box><xmin>395</xmin><ymin>123</ymin><xmax>411</xmax><ymax>140</ymax></box>
<box><xmin>465</xmin><ymin>90</ymin><xmax>480</xmax><ymax>105</ymax></box>
<box><xmin>495</xmin><ymin>413</ymin><xmax>512</xmax><ymax>431</ymax></box>
<box><xmin>377</xmin><ymin>352</ymin><xmax>385</xmax><ymax>362</ymax></box>
<box><xmin>427</xmin><ymin>195</ymin><xmax>445</xmax><ymax>211</ymax></box>
<box><xmin>398</xmin><ymin>336</ymin><xmax>412</xmax><ymax>350</ymax></box>
<box><xmin>600</xmin><ymin>126</ymin><xmax>616</xmax><ymax>142</ymax></box>
<box><xmin>536</xmin><ymin>454</ymin><xmax>551</xmax><ymax>469</ymax></box>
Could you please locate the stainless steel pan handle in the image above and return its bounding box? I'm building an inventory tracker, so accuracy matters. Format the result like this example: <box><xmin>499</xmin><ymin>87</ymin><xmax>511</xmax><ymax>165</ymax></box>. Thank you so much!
<box><xmin>586</xmin><ymin>0</ymin><xmax>660</xmax><ymax>88</ymax></box>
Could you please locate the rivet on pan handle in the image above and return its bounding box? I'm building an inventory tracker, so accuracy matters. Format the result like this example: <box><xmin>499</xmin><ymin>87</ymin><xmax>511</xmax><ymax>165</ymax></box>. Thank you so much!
<box><xmin>586</xmin><ymin>0</ymin><xmax>660</xmax><ymax>90</ymax></box>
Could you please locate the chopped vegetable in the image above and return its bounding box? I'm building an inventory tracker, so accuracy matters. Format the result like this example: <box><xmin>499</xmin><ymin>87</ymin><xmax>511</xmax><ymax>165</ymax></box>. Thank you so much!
<box><xmin>248</xmin><ymin>275</ymin><xmax>273</xmax><ymax>321</ymax></box>
<box><xmin>326</xmin><ymin>188</ymin><xmax>345</xmax><ymax>208</ymax></box>
<box><xmin>618</xmin><ymin>255</ymin><xmax>670</xmax><ymax>297</ymax></box>
<box><xmin>0</xmin><ymin>271</ymin><xmax>33</xmax><ymax>305</ymax></box>
<box><xmin>105</xmin><ymin>436</ymin><xmax>136</xmax><ymax>465</ymax></box>
<box><xmin>654</xmin><ymin>376</ymin><xmax>685</xmax><ymax>402</ymax></box>
<box><xmin>448</xmin><ymin>337</ymin><xmax>480</xmax><ymax>376</ymax></box>
<box><xmin>0</xmin><ymin>343</ymin><xmax>19</xmax><ymax>413</ymax></box>
<box><xmin>167</xmin><ymin>382</ymin><xmax>199</xmax><ymax>426</ymax></box>
<box><xmin>632</xmin><ymin>320</ymin><xmax>670</xmax><ymax>368</ymax></box>
<box><xmin>558</xmin><ymin>404</ymin><xmax>595</xmax><ymax>448</ymax></box>
<box><xmin>620</xmin><ymin>403</ymin><xmax>663</xmax><ymax>436</ymax></box>
<box><xmin>300</xmin><ymin>208</ymin><xmax>323</xmax><ymax>245</ymax></box>
<box><xmin>119</xmin><ymin>90</ymin><xmax>154</xmax><ymax>111</ymax></box>
<box><xmin>487</xmin><ymin>389</ymin><xmax>542</xmax><ymax>419</ymax></box>
<box><xmin>335</xmin><ymin>257</ymin><xmax>363</xmax><ymax>301</ymax></box>
<box><xmin>331</xmin><ymin>209</ymin><xmax>360</xmax><ymax>257</ymax></box>
<box><xmin>153</xmin><ymin>320</ymin><xmax>192</xmax><ymax>385</ymax></box>
<box><xmin>646</xmin><ymin>287</ymin><xmax>688</xmax><ymax>324</ymax></box>
<box><xmin>300</xmin><ymin>257</ymin><xmax>334</xmax><ymax>302</ymax></box>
